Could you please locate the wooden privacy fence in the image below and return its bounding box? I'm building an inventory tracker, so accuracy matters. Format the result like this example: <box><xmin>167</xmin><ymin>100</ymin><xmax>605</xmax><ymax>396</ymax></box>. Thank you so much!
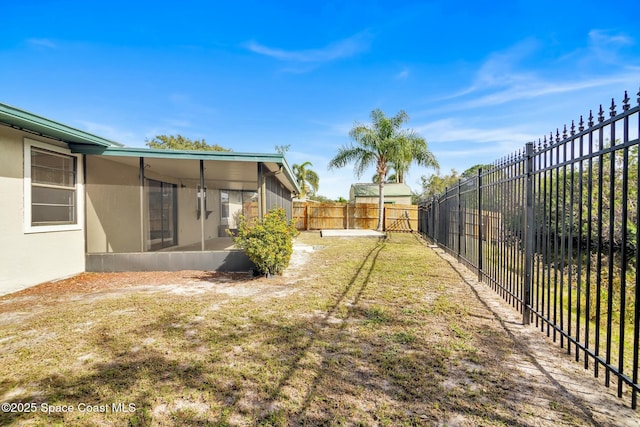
<box><xmin>293</xmin><ymin>202</ymin><xmax>418</xmax><ymax>232</ymax></box>
<box><xmin>462</xmin><ymin>210</ymin><xmax>502</xmax><ymax>242</ymax></box>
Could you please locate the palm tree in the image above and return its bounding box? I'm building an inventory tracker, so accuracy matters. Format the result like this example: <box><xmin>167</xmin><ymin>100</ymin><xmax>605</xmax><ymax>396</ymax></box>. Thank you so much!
<box><xmin>328</xmin><ymin>108</ymin><xmax>437</xmax><ymax>231</ymax></box>
<box><xmin>372</xmin><ymin>172</ymin><xmax>396</xmax><ymax>183</ymax></box>
<box><xmin>390</xmin><ymin>132</ymin><xmax>439</xmax><ymax>183</ymax></box>
<box><xmin>292</xmin><ymin>161</ymin><xmax>319</xmax><ymax>199</ymax></box>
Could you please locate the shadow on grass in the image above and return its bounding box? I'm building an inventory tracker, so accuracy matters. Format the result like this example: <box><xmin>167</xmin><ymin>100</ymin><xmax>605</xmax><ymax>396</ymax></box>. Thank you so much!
<box><xmin>1</xmin><ymin>234</ymin><xmax>611</xmax><ymax>426</ymax></box>
<box><xmin>429</xmin><ymin>240</ymin><xmax>601</xmax><ymax>425</ymax></box>
<box><xmin>257</xmin><ymin>237</ymin><xmax>388</xmax><ymax>422</ymax></box>
<box><xmin>0</xmin><ymin>349</ymin><xmax>193</xmax><ymax>425</ymax></box>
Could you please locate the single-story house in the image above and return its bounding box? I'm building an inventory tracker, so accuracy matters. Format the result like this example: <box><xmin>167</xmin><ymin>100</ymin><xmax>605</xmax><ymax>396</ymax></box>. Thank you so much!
<box><xmin>0</xmin><ymin>102</ymin><xmax>300</xmax><ymax>295</ymax></box>
<box><xmin>349</xmin><ymin>183</ymin><xmax>413</xmax><ymax>205</ymax></box>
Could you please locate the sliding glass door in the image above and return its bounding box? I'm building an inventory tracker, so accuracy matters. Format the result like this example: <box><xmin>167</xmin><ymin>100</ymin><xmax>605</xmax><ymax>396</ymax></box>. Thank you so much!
<box><xmin>147</xmin><ymin>179</ymin><xmax>177</xmax><ymax>250</ymax></box>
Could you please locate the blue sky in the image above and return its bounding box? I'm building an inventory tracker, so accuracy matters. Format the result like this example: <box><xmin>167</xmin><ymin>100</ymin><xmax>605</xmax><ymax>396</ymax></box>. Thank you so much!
<box><xmin>2</xmin><ymin>1</ymin><xmax>639</xmax><ymax>199</ymax></box>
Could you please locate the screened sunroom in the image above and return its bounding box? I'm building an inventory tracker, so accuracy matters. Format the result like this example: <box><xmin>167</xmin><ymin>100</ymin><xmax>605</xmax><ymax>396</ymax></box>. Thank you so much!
<box><xmin>72</xmin><ymin>146</ymin><xmax>299</xmax><ymax>272</ymax></box>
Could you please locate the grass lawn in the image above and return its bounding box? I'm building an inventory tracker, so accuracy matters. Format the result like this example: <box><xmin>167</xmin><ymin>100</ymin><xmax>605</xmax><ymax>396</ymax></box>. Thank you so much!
<box><xmin>0</xmin><ymin>233</ymin><xmax>634</xmax><ymax>426</ymax></box>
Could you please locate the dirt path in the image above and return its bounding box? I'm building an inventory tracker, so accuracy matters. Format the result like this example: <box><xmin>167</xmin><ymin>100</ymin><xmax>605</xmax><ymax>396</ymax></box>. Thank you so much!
<box><xmin>430</xmin><ymin>245</ymin><xmax>638</xmax><ymax>427</ymax></box>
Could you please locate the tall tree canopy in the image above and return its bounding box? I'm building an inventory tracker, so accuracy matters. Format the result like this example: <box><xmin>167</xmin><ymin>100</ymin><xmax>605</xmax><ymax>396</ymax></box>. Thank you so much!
<box><xmin>390</xmin><ymin>132</ymin><xmax>439</xmax><ymax>183</ymax></box>
<box><xmin>328</xmin><ymin>108</ymin><xmax>437</xmax><ymax>231</ymax></box>
<box><xmin>146</xmin><ymin>134</ymin><xmax>231</xmax><ymax>151</ymax></box>
<box><xmin>292</xmin><ymin>161</ymin><xmax>319</xmax><ymax>199</ymax></box>
<box><xmin>414</xmin><ymin>164</ymin><xmax>492</xmax><ymax>202</ymax></box>
<box><xmin>416</xmin><ymin>169</ymin><xmax>460</xmax><ymax>201</ymax></box>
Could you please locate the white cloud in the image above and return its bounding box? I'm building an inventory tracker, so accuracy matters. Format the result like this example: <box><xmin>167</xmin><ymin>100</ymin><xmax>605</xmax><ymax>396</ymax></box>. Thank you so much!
<box><xmin>244</xmin><ymin>31</ymin><xmax>372</xmax><ymax>63</ymax></box>
<box><xmin>395</xmin><ymin>67</ymin><xmax>410</xmax><ymax>80</ymax></box>
<box><xmin>589</xmin><ymin>29</ymin><xmax>633</xmax><ymax>49</ymax></box>
<box><xmin>26</xmin><ymin>38</ymin><xmax>57</xmax><ymax>49</ymax></box>
<box><xmin>588</xmin><ymin>29</ymin><xmax>634</xmax><ymax>63</ymax></box>
<box><xmin>458</xmin><ymin>74</ymin><xmax>638</xmax><ymax>110</ymax></box>
<box><xmin>415</xmin><ymin>118</ymin><xmax>537</xmax><ymax>145</ymax></box>
<box><xmin>438</xmin><ymin>32</ymin><xmax>639</xmax><ymax>112</ymax></box>
<box><xmin>448</xmin><ymin>38</ymin><xmax>540</xmax><ymax>98</ymax></box>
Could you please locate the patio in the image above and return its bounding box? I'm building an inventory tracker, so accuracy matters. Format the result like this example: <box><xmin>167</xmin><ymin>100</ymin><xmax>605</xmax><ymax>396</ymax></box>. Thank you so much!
<box><xmin>79</xmin><ymin>149</ymin><xmax>298</xmax><ymax>273</ymax></box>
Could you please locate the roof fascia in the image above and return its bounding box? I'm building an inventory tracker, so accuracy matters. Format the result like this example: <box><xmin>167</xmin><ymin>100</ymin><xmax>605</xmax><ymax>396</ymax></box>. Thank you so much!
<box><xmin>72</xmin><ymin>145</ymin><xmax>302</xmax><ymax>194</ymax></box>
<box><xmin>0</xmin><ymin>102</ymin><xmax>120</xmax><ymax>147</ymax></box>
<box><xmin>70</xmin><ymin>145</ymin><xmax>281</xmax><ymax>162</ymax></box>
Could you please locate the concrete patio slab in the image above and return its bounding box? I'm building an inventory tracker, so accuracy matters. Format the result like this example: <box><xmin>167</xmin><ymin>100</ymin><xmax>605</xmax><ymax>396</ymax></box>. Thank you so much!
<box><xmin>320</xmin><ymin>229</ymin><xmax>386</xmax><ymax>238</ymax></box>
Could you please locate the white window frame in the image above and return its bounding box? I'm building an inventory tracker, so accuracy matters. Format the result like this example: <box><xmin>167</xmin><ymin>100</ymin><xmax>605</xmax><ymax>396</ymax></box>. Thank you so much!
<box><xmin>23</xmin><ymin>138</ymin><xmax>84</xmax><ymax>233</ymax></box>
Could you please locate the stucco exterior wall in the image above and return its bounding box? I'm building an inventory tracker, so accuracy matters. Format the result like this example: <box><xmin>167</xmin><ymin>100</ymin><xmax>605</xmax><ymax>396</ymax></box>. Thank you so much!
<box><xmin>85</xmin><ymin>156</ymin><xmax>143</xmax><ymax>253</ymax></box>
<box><xmin>0</xmin><ymin>126</ymin><xmax>85</xmax><ymax>295</ymax></box>
<box><xmin>85</xmin><ymin>156</ymin><xmax>222</xmax><ymax>252</ymax></box>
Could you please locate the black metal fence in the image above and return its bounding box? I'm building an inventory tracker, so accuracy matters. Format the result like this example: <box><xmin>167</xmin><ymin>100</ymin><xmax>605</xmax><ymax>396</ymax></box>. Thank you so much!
<box><xmin>418</xmin><ymin>88</ymin><xmax>640</xmax><ymax>408</ymax></box>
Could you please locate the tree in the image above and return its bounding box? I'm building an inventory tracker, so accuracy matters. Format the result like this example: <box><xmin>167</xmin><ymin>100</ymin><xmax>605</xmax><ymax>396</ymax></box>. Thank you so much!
<box><xmin>274</xmin><ymin>144</ymin><xmax>291</xmax><ymax>155</ymax></box>
<box><xmin>292</xmin><ymin>161</ymin><xmax>320</xmax><ymax>199</ymax></box>
<box><xmin>308</xmin><ymin>194</ymin><xmax>334</xmax><ymax>203</ymax></box>
<box><xmin>412</xmin><ymin>164</ymin><xmax>494</xmax><ymax>203</ymax></box>
<box><xmin>329</xmin><ymin>109</ymin><xmax>435</xmax><ymax>231</ymax></box>
<box><xmin>416</xmin><ymin>169</ymin><xmax>460</xmax><ymax>201</ymax></box>
<box><xmin>461</xmin><ymin>163</ymin><xmax>493</xmax><ymax>179</ymax></box>
<box><xmin>390</xmin><ymin>133</ymin><xmax>439</xmax><ymax>183</ymax></box>
<box><xmin>146</xmin><ymin>134</ymin><xmax>231</xmax><ymax>151</ymax></box>
<box><xmin>372</xmin><ymin>172</ymin><xmax>395</xmax><ymax>183</ymax></box>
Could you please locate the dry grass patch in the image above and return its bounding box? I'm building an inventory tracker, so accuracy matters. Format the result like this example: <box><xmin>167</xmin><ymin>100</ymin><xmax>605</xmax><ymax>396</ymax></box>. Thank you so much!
<box><xmin>0</xmin><ymin>233</ymin><xmax>635</xmax><ymax>426</ymax></box>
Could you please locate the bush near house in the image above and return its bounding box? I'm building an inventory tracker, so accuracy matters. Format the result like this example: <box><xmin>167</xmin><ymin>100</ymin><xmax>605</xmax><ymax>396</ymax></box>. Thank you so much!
<box><xmin>232</xmin><ymin>208</ymin><xmax>298</xmax><ymax>276</ymax></box>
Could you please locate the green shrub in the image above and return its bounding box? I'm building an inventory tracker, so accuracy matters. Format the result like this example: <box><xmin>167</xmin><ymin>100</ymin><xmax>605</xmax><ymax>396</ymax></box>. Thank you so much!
<box><xmin>232</xmin><ymin>208</ymin><xmax>298</xmax><ymax>276</ymax></box>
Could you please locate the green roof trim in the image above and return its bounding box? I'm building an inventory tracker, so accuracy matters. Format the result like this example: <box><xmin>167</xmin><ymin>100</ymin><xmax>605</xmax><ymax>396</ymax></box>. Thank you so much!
<box><xmin>70</xmin><ymin>145</ymin><xmax>301</xmax><ymax>194</ymax></box>
<box><xmin>69</xmin><ymin>145</ymin><xmax>281</xmax><ymax>162</ymax></box>
<box><xmin>0</xmin><ymin>102</ymin><xmax>120</xmax><ymax>148</ymax></box>
<box><xmin>351</xmin><ymin>183</ymin><xmax>412</xmax><ymax>197</ymax></box>
<box><xmin>0</xmin><ymin>101</ymin><xmax>299</xmax><ymax>193</ymax></box>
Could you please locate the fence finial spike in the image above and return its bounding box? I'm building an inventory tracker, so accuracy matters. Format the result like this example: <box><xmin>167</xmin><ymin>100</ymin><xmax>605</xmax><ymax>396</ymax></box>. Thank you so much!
<box><xmin>570</xmin><ymin>120</ymin><xmax>576</xmax><ymax>136</ymax></box>
<box><xmin>579</xmin><ymin>115</ymin><xmax>584</xmax><ymax>132</ymax></box>
<box><xmin>637</xmin><ymin>85</ymin><xmax>640</xmax><ymax>105</ymax></box>
<box><xmin>563</xmin><ymin>124</ymin><xmax>568</xmax><ymax>139</ymax></box>
<box><xmin>623</xmin><ymin>90</ymin><xmax>630</xmax><ymax>111</ymax></box>
<box><xmin>598</xmin><ymin>105</ymin><xmax>605</xmax><ymax>123</ymax></box>
<box><xmin>610</xmin><ymin>98</ymin><xmax>617</xmax><ymax>118</ymax></box>
<box><xmin>588</xmin><ymin>109</ymin><xmax>594</xmax><ymax>127</ymax></box>
<box><xmin>556</xmin><ymin>128</ymin><xmax>561</xmax><ymax>143</ymax></box>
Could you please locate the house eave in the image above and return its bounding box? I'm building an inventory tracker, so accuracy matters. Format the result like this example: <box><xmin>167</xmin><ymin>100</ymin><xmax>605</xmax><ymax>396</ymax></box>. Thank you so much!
<box><xmin>0</xmin><ymin>102</ymin><xmax>120</xmax><ymax>148</ymax></box>
<box><xmin>70</xmin><ymin>145</ymin><xmax>301</xmax><ymax>194</ymax></box>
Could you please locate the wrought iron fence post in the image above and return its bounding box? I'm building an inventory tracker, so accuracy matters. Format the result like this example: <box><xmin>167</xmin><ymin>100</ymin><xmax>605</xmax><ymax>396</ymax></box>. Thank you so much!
<box><xmin>433</xmin><ymin>195</ymin><xmax>438</xmax><ymax>244</ymax></box>
<box><xmin>457</xmin><ymin>179</ymin><xmax>462</xmax><ymax>260</ymax></box>
<box><xmin>477</xmin><ymin>168</ymin><xmax>483</xmax><ymax>282</ymax></box>
<box><xmin>417</xmin><ymin>87</ymin><xmax>640</xmax><ymax>407</ymax></box>
<box><xmin>523</xmin><ymin>142</ymin><xmax>534</xmax><ymax>325</ymax></box>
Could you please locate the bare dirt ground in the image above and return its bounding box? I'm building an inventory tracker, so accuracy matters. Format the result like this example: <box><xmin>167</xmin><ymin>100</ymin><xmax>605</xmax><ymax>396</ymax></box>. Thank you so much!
<box><xmin>429</xmin><ymin>245</ymin><xmax>639</xmax><ymax>427</ymax></box>
<box><xmin>1</xmin><ymin>236</ymin><xmax>639</xmax><ymax>426</ymax></box>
